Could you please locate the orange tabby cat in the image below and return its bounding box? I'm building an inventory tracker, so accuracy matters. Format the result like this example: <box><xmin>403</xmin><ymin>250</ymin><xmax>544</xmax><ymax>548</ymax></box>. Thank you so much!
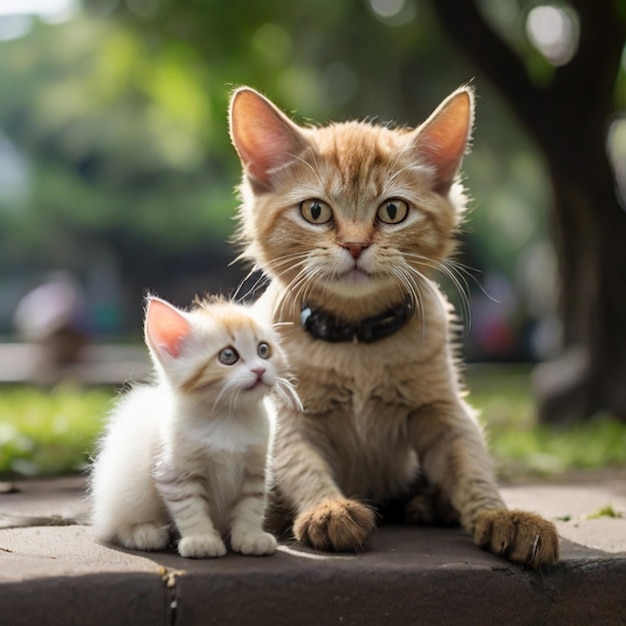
<box><xmin>228</xmin><ymin>86</ymin><xmax>559</xmax><ymax>568</ymax></box>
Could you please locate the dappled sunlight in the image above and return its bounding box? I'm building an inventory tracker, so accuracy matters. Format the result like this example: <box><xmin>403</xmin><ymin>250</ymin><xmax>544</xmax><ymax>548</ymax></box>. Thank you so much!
<box><xmin>0</xmin><ymin>0</ymin><xmax>78</xmax><ymax>40</ymax></box>
<box><xmin>608</xmin><ymin>117</ymin><xmax>626</xmax><ymax>208</ymax></box>
<box><xmin>525</xmin><ymin>4</ymin><xmax>579</xmax><ymax>66</ymax></box>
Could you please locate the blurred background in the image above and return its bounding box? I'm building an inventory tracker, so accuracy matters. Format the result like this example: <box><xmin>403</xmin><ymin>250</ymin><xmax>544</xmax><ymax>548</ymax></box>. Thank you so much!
<box><xmin>0</xmin><ymin>0</ymin><xmax>626</xmax><ymax>394</ymax></box>
<box><xmin>1</xmin><ymin>0</ymin><xmax>626</xmax><ymax>480</ymax></box>
<box><xmin>0</xmin><ymin>0</ymin><xmax>564</xmax><ymax>356</ymax></box>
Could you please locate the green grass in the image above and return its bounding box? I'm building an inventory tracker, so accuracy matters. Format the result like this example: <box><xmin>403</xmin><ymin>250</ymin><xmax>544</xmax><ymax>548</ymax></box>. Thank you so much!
<box><xmin>0</xmin><ymin>385</ymin><xmax>113</xmax><ymax>478</ymax></box>
<box><xmin>586</xmin><ymin>504</ymin><xmax>623</xmax><ymax>520</ymax></box>
<box><xmin>1</xmin><ymin>365</ymin><xmax>626</xmax><ymax>479</ymax></box>
<box><xmin>467</xmin><ymin>364</ymin><xmax>626</xmax><ymax>478</ymax></box>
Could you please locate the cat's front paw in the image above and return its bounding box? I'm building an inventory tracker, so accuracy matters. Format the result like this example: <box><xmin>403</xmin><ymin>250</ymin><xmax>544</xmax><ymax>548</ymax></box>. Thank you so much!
<box><xmin>118</xmin><ymin>523</ymin><xmax>169</xmax><ymax>551</ymax></box>
<box><xmin>178</xmin><ymin>534</ymin><xmax>227</xmax><ymax>558</ymax></box>
<box><xmin>231</xmin><ymin>529</ymin><xmax>277</xmax><ymax>556</ymax></box>
<box><xmin>294</xmin><ymin>497</ymin><xmax>376</xmax><ymax>552</ymax></box>
<box><xmin>474</xmin><ymin>509</ymin><xmax>559</xmax><ymax>569</ymax></box>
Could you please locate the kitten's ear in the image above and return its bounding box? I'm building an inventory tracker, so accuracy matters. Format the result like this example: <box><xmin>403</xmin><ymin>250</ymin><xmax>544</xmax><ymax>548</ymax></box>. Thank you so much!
<box><xmin>145</xmin><ymin>297</ymin><xmax>192</xmax><ymax>360</ymax></box>
<box><xmin>229</xmin><ymin>87</ymin><xmax>307</xmax><ymax>189</ymax></box>
<box><xmin>412</xmin><ymin>86</ymin><xmax>474</xmax><ymax>194</ymax></box>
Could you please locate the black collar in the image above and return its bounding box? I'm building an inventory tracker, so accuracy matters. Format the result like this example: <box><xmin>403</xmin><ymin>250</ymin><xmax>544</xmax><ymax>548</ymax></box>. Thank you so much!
<box><xmin>300</xmin><ymin>297</ymin><xmax>414</xmax><ymax>344</ymax></box>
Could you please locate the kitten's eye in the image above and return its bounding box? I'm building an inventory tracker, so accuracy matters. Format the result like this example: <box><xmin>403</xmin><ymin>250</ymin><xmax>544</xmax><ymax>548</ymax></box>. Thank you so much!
<box><xmin>218</xmin><ymin>347</ymin><xmax>239</xmax><ymax>366</ymax></box>
<box><xmin>377</xmin><ymin>199</ymin><xmax>409</xmax><ymax>224</ymax></box>
<box><xmin>257</xmin><ymin>342</ymin><xmax>272</xmax><ymax>359</ymax></box>
<box><xmin>300</xmin><ymin>199</ymin><xmax>333</xmax><ymax>225</ymax></box>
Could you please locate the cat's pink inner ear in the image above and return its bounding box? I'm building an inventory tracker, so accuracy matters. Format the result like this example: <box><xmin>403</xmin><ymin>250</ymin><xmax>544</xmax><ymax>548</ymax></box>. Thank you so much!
<box><xmin>145</xmin><ymin>298</ymin><xmax>192</xmax><ymax>359</ymax></box>
<box><xmin>414</xmin><ymin>88</ymin><xmax>474</xmax><ymax>193</ymax></box>
<box><xmin>229</xmin><ymin>88</ymin><xmax>305</xmax><ymax>186</ymax></box>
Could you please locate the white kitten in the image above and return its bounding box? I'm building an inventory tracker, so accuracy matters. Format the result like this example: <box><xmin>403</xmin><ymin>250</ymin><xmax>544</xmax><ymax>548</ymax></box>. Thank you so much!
<box><xmin>90</xmin><ymin>295</ymin><xmax>298</xmax><ymax>558</ymax></box>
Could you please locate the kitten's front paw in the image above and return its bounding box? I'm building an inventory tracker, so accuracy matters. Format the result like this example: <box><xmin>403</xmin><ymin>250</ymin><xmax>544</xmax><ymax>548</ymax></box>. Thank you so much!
<box><xmin>474</xmin><ymin>509</ymin><xmax>559</xmax><ymax>569</ymax></box>
<box><xmin>178</xmin><ymin>534</ymin><xmax>227</xmax><ymax>559</ymax></box>
<box><xmin>118</xmin><ymin>523</ymin><xmax>169</xmax><ymax>552</ymax></box>
<box><xmin>231</xmin><ymin>529</ymin><xmax>277</xmax><ymax>556</ymax></box>
<box><xmin>294</xmin><ymin>497</ymin><xmax>376</xmax><ymax>552</ymax></box>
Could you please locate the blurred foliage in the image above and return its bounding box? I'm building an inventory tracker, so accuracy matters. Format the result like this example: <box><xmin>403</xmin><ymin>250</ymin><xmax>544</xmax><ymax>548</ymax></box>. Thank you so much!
<box><xmin>2</xmin><ymin>368</ymin><xmax>626</xmax><ymax>479</ymax></box>
<box><xmin>1</xmin><ymin>0</ymin><xmax>625</xmax><ymax>361</ymax></box>
<box><xmin>0</xmin><ymin>385</ymin><xmax>111</xmax><ymax>476</ymax></box>
<box><xmin>0</xmin><ymin>0</ymin><xmax>557</xmax><ymax>346</ymax></box>
<box><xmin>468</xmin><ymin>366</ymin><xmax>626</xmax><ymax>477</ymax></box>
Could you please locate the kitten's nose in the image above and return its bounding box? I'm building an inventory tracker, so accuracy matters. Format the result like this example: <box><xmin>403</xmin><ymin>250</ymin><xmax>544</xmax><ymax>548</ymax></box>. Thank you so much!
<box><xmin>251</xmin><ymin>366</ymin><xmax>266</xmax><ymax>377</ymax></box>
<box><xmin>344</xmin><ymin>242</ymin><xmax>369</xmax><ymax>260</ymax></box>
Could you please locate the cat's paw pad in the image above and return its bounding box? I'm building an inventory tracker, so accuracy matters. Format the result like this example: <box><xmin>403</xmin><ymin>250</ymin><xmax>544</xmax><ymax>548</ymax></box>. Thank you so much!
<box><xmin>231</xmin><ymin>530</ymin><xmax>277</xmax><ymax>556</ymax></box>
<box><xmin>119</xmin><ymin>523</ymin><xmax>169</xmax><ymax>551</ymax></box>
<box><xmin>294</xmin><ymin>497</ymin><xmax>376</xmax><ymax>552</ymax></box>
<box><xmin>178</xmin><ymin>534</ymin><xmax>227</xmax><ymax>559</ymax></box>
<box><xmin>474</xmin><ymin>509</ymin><xmax>559</xmax><ymax>569</ymax></box>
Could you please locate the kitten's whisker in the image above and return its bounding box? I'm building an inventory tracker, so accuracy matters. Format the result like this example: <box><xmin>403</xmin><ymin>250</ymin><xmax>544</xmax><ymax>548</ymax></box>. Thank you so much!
<box><xmin>229</xmin><ymin>387</ymin><xmax>240</xmax><ymax>416</ymax></box>
<box><xmin>274</xmin><ymin>377</ymin><xmax>303</xmax><ymax>412</ymax></box>
<box><xmin>211</xmin><ymin>383</ymin><xmax>232</xmax><ymax>414</ymax></box>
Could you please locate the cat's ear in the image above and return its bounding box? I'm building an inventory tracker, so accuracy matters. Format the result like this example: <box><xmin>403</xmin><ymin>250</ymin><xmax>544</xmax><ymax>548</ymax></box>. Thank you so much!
<box><xmin>411</xmin><ymin>86</ymin><xmax>474</xmax><ymax>194</ymax></box>
<box><xmin>145</xmin><ymin>297</ymin><xmax>192</xmax><ymax>360</ymax></box>
<box><xmin>229</xmin><ymin>87</ymin><xmax>307</xmax><ymax>189</ymax></box>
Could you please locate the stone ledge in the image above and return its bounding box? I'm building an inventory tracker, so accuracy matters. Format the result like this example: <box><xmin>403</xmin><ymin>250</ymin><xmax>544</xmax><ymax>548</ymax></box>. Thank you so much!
<box><xmin>0</xmin><ymin>476</ymin><xmax>625</xmax><ymax>626</ymax></box>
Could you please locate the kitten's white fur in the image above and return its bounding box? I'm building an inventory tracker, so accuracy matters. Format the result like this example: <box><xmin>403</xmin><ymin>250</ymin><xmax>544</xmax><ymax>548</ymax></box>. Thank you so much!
<box><xmin>90</xmin><ymin>297</ymin><xmax>291</xmax><ymax>558</ymax></box>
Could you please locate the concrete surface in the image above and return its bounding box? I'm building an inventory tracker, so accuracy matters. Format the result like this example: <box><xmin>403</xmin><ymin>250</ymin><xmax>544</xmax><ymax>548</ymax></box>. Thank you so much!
<box><xmin>0</xmin><ymin>474</ymin><xmax>625</xmax><ymax>626</ymax></box>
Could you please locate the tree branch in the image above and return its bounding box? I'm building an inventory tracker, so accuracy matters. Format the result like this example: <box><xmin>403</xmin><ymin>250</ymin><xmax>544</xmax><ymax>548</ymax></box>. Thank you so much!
<box><xmin>429</xmin><ymin>0</ymin><xmax>546</xmax><ymax>122</ymax></box>
<box><xmin>432</xmin><ymin>0</ymin><xmax>626</xmax><ymax>147</ymax></box>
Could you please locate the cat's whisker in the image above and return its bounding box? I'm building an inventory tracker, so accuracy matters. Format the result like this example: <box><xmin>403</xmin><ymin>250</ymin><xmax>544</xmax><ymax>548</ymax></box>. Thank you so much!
<box><xmin>411</xmin><ymin>257</ymin><xmax>472</xmax><ymax>332</ymax></box>
<box><xmin>390</xmin><ymin>265</ymin><xmax>426</xmax><ymax>339</ymax></box>
<box><xmin>405</xmin><ymin>265</ymin><xmax>459</xmax><ymax>335</ymax></box>
<box><xmin>262</xmin><ymin>253</ymin><xmax>312</xmax><ymax>319</ymax></box>
<box><xmin>273</xmin><ymin>266</ymin><xmax>312</xmax><ymax>320</ymax></box>
<box><xmin>232</xmin><ymin>265</ymin><xmax>269</xmax><ymax>303</ymax></box>
<box><xmin>436</xmin><ymin>264</ymin><xmax>472</xmax><ymax>334</ymax></box>
<box><xmin>448</xmin><ymin>260</ymin><xmax>499</xmax><ymax>303</ymax></box>
<box><xmin>271</xmin><ymin>251</ymin><xmax>311</xmax><ymax>267</ymax></box>
<box><xmin>402</xmin><ymin>252</ymin><xmax>473</xmax><ymax>335</ymax></box>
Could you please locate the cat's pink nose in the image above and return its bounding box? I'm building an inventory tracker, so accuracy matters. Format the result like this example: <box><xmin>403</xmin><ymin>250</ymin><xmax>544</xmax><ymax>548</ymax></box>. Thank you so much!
<box><xmin>344</xmin><ymin>242</ymin><xmax>369</xmax><ymax>260</ymax></box>
<box><xmin>251</xmin><ymin>366</ymin><xmax>266</xmax><ymax>377</ymax></box>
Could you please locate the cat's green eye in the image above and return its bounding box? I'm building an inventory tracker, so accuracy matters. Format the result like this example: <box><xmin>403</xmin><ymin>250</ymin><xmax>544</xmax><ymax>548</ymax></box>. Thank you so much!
<box><xmin>218</xmin><ymin>347</ymin><xmax>239</xmax><ymax>366</ymax></box>
<box><xmin>300</xmin><ymin>199</ymin><xmax>333</xmax><ymax>225</ymax></box>
<box><xmin>377</xmin><ymin>199</ymin><xmax>409</xmax><ymax>224</ymax></box>
<box><xmin>257</xmin><ymin>342</ymin><xmax>272</xmax><ymax>359</ymax></box>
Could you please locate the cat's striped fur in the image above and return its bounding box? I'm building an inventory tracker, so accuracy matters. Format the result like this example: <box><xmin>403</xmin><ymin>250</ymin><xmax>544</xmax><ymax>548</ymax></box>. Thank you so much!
<box><xmin>229</xmin><ymin>86</ymin><xmax>559</xmax><ymax>568</ymax></box>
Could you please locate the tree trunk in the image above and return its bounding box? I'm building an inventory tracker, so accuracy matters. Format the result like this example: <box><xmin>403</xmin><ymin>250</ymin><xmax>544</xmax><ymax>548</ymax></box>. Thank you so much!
<box><xmin>534</xmin><ymin>154</ymin><xmax>626</xmax><ymax>423</ymax></box>
<box><xmin>431</xmin><ymin>0</ymin><xmax>626</xmax><ymax>422</ymax></box>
